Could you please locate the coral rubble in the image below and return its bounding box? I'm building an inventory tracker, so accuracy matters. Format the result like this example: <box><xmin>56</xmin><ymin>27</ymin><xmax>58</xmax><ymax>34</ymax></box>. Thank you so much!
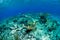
<box><xmin>0</xmin><ymin>13</ymin><xmax>60</xmax><ymax>40</ymax></box>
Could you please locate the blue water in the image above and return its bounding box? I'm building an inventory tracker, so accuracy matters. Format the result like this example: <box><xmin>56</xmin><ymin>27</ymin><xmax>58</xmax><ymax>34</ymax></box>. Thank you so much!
<box><xmin>0</xmin><ymin>0</ymin><xmax>60</xmax><ymax>21</ymax></box>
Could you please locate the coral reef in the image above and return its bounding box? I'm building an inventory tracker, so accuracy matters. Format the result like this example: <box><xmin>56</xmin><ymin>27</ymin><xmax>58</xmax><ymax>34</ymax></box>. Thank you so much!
<box><xmin>0</xmin><ymin>13</ymin><xmax>60</xmax><ymax>40</ymax></box>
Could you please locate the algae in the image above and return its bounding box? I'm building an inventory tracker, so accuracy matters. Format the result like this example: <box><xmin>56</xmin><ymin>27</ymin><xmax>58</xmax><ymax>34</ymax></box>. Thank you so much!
<box><xmin>0</xmin><ymin>13</ymin><xmax>60</xmax><ymax>40</ymax></box>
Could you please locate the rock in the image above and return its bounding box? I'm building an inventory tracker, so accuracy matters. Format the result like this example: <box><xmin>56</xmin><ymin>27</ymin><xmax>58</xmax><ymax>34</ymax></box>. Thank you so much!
<box><xmin>0</xmin><ymin>13</ymin><xmax>60</xmax><ymax>40</ymax></box>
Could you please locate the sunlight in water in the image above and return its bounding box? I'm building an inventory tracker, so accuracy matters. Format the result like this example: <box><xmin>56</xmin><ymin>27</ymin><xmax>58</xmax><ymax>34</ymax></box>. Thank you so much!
<box><xmin>0</xmin><ymin>0</ymin><xmax>12</xmax><ymax>7</ymax></box>
<box><xmin>0</xmin><ymin>0</ymin><xmax>3</xmax><ymax>3</ymax></box>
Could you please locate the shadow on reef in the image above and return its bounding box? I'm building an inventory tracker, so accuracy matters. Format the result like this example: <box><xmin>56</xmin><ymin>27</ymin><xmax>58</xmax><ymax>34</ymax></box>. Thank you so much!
<box><xmin>0</xmin><ymin>12</ymin><xmax>60</xmax><ymax>40</ymax></box>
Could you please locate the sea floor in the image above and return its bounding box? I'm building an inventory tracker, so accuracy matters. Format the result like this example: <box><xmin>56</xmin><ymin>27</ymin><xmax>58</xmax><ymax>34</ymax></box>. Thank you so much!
<box><xmin>0</xmin><ymin>13</ymin><xmax>60</xmax><ymax>40</ymax></box>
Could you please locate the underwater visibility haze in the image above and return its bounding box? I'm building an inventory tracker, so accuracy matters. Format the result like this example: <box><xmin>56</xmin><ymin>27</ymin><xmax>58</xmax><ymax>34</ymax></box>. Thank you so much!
<box><xmin>0</xmin><ymin>0</ymin><xmax>60</xmax><ymax>40</ymax></box>
<box><xmin>0</xmin><ymin>0</ymin><xmax>60</xmax><ymax>20</ymax></box>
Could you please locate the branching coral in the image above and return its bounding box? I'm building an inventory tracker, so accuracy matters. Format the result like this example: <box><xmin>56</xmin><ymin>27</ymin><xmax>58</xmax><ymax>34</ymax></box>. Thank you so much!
<box><xmin>0</xmin><ymin>13</ymin><xmax>60</xmax><ymax>40</ymax></box>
